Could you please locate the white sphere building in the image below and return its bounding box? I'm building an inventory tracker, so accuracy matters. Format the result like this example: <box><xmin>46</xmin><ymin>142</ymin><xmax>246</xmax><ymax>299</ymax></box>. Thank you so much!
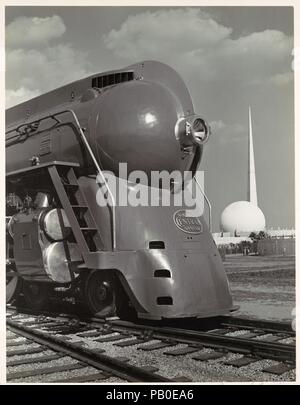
<box><xmin>220</xmin><ymin>201</ymin><xmax>266</xmax><ymax>234</ymax></box>
<box><xmin>219</xmin><ymin>107</ymin><xmax>266</xmax><ymax>237</ymax></box>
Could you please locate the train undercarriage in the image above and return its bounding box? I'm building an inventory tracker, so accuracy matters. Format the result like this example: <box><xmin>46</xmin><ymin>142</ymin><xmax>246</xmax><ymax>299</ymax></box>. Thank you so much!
<box><xmin>6</xmin><ymin>162</ymin><xmax>132</xmax><ymax>318</ymax></box>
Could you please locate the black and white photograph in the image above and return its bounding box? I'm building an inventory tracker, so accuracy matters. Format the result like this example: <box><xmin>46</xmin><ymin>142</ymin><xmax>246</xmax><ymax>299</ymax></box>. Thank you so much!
<box><xmin>3</xmin><ymin>2</ymin><xmax>297</xmax><ymax>386</ymax></box>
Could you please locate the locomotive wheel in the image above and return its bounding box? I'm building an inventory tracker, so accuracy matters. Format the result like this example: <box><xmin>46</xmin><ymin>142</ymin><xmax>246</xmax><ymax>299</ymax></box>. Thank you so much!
<box><xmin>83</xmin><ymin>272</ymin><xmax>116</xmax><ymax>317</ymax></box>
<box><xmin>22</xmin><ymin>281</ymin><xmax>49</xmax><ymax>311</ymax></box>
<box><xmin>6</xmin><ymin>266</ymin><xmax>21</xmax><ymax>303</ymax></box>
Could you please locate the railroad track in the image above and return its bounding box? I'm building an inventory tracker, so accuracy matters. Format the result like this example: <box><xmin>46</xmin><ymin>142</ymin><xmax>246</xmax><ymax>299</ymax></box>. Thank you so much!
<box><xmin>6</xmin><ymin>307</ymin><xmax>296</xmax><ymax>383</ymax></box>
<box><xmin>7</xmin><ymin>318</ymin><xmax>171</xmax><ymax>383</ymax></box>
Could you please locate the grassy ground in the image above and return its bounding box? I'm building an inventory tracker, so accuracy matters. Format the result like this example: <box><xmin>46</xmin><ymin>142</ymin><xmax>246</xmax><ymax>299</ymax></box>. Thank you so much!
<box><xmin>225</xmin><ymin>255</ymin><xmax>295</xmax><ymax>322</ymax></box>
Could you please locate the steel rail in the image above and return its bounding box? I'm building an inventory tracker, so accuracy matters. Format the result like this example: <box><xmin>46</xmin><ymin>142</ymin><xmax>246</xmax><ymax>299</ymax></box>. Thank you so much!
<box><xmin>7</xmin><ymin>319</ymin><xmax>170</xmax><ymax>383</ymax></box>
<box><xmin>217</xmin><ymin>315</ymin><xmax>294</xmax><ymax>334</ymax></box>
<box><xmin>99</xmin><ymin>320</ymin><xmax>295</xmax><ymax>364</ymax></box>
<box><xmin>7</xmin><ymin>305</ymin><xmax>294</xmax><ymax>335</ymax></box>
<box><xmin>7</xmin><ymin>308</ymin><xmax>295</xmax><ymax>364</ymax></box>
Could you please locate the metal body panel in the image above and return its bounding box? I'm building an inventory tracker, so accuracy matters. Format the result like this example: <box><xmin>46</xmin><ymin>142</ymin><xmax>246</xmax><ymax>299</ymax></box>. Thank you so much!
<box><xmin>42</xmin><ymin>208</ymin><xmax>70</xmax><ymax>241</ymax></box>
<box><xmin>6</xmin><ymin>120</ymin><xmax>86</xmax><ymax>174</ymax></box>
<box><xmin>6</xmin><ymin>61</ymin><xmax>200</xmax><ymax>178</ymax></box>
<box><xmin>12</xmin><ymin>208</ymin><xmax>77</xmax><ymax>283</ymax></box>
<box><xmin>79</xmin><ymin>176</ymin><xmax>210</xmax><ymax>251</ymax></box>
<box><xmin>82</xmin><ymin>249</ymin><xmax>232</xmax><ymax>319</ymax></box>
<box><xmin>12</xmin><ymin>211</ymin><xmax>45</xmax><ymax>278</ymax></box>
<box><xmin>90</xmin><ymin>80</ymin><xmax>184</xmax><ymax>177</ymax></box>
<box><xmin>43</xmin><ymin>242</ymin><xmax>80</xmax><ymax>283</ymax></box>
<box><xmin>126</xmin><ymin>61</ymin><xmax>194</xmax><ymax>117</ymax></box>
<box><xmin>78</xmin><ymin>176</ymin><xmax>233</xmax><ymax>319</ymax></box>
<box><xmin>5</xmin><ymin>61</ymin><xmax>192</xmax><ymax>128</ymax></box>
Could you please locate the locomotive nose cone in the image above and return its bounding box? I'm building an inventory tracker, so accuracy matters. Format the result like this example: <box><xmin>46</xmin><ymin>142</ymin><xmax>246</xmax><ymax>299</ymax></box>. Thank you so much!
<box><xmin>92</xmin><ymin>80</ymin><xmax>185</xmax><ymax>178</ymax></box>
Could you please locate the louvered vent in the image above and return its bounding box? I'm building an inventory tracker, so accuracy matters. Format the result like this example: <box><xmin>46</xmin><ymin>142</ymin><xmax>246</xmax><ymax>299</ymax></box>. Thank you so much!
<box><xmin>92</xmin><ymin>71</ymin><xmax>134</xmax><ymax>89</ymax></box>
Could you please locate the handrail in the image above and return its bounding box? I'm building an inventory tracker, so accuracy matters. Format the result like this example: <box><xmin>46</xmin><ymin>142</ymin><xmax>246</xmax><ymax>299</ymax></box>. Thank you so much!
<box><xmin>194</xmin><ymin>175</ymin><xmax>212</xmax><ymax>233</ymax></box>
<box><xmin>59</xmin><ymin>109</ymin><xmax>116</xmax><ymax>251</ymax></box>
<box><xmin>6</xmin><ymin>109</ymin><xmax>117</xmax><ymax>251</ymax></box>
<box><xmin>5</xmin><ymin>114</ymin><xmax>61</xmax><ymax>142</ymax></box>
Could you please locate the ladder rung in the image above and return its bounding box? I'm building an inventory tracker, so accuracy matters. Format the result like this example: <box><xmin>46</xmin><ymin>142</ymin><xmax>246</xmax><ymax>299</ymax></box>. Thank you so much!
<box><xmin>66</xmin><ymin>259</ymin><xmax>84</xmax><ymax>264</ymax></box>
<box><xmin>48</xmin><ymin>165</ymin><xmax>103</xmax><ymax>252</ymax></box>
<box><xmin>63</xmin><ymin>183</ymin><xmax>78</xmax><ymax>188</ymax></box>
<box><xmin>80</xmin><ymin>228</ymin><xmax>97</xmax><ymax>232</ymax></box>
<box><xmin>76</xmin><ymin>264</ymin><xmax>88</xmax><ymax>269</ymax></box>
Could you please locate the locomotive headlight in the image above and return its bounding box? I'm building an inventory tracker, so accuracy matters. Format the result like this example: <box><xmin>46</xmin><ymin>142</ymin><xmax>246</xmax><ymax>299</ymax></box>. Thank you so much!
<box><xmin>190</xmin><ymin>117</ymin><xmax>210</xmax><ymax>144</ymax></box>
<box><xmin>175</xmin><ymin>115</ymin><xmax>210</xmax><ymax>147</ymax></box>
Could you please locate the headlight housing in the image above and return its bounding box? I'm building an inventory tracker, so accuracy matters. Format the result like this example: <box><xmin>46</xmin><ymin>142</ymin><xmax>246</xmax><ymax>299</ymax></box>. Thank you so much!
<box><xmin>175</xmin><ymin>115</ymin><xmax>210</xmax><ymax>147</ymax></box>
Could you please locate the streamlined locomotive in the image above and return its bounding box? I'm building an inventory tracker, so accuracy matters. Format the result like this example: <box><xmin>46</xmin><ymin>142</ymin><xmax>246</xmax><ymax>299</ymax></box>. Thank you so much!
<box><xmin>6</xmin><ymin>61</ymin><xmax>234</xmax><ymax>319</ymax></box>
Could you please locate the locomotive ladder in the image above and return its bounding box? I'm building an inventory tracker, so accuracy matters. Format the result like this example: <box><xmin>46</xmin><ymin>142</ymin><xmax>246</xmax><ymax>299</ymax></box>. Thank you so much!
<box><xmin>6</xmin><ymin>108</ymin><xmax>116</xmax><ymax>253</ymax></box>
<box><xmin>48</xmin><ymin>164</ymin><xmax>104</xmax><ymax>254</ymax></box>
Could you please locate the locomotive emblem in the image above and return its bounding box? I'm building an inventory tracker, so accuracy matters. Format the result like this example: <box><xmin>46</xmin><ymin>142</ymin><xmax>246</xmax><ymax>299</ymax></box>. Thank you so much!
<box><xmin>173</xmin><ymin>210</ymin><xmax>202</xmax><ymax>234</ymax></box>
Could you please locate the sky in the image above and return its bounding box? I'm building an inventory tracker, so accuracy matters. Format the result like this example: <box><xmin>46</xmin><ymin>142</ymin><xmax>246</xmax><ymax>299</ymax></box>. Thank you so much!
<box><xmin>5</xmin><ymin>6</ymin><xmax>295</xmax><ymax>231</ymax></box>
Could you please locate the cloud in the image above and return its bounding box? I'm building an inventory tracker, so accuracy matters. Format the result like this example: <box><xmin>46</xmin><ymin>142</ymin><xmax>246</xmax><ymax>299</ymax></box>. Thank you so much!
<box><xmin>268</xmin><ymin>72</ymin><xmax>294</xmax><ymax>86</ymax></box>
<box><xmin>6</xmin><ymin>15</ymin><xmax>92</xmax><ymax>108</ymax></box>
<box><xmin>6</xmin><ymin>45</ymin><xmax>91</xmax><ymax>92</ymax></box>
<box><xmin>6</xmin><ymin>15</ymin><xmax>66</xmax><ymax>48</ymax></box>
<box><xmin>104</xmin><ymin>9</ymin><xmax>232</xmax><ymax>59</ymax></box>
<box><xmin>104</xmin><ymin>8</ymin><xmax>293</xmax><ymax>87</ymax></box>
<box><xmin>210</xmin><ymin>120</ymin><xmax>245</xmax><ymax>144</ymax></box>
<box><xmin>6</xmin><ymin>87</ymin><xmax>40</xmax><ymax>108</ymax></box>
<box><xmin>210</xmin><ymin>120</ymin><xmax>226</xmax><ymax>132</ymax></box>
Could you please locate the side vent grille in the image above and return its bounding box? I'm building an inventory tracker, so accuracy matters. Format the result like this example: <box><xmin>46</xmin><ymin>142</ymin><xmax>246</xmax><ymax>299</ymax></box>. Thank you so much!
<box><xmin>154</xmin><ymin>270</ymin><xmax>171</xmax><ymax>278</ymax></box>
<box><xmin>157</xmin><ymin>297</ymin><xmax>173</xmax><ymax>306</ymax></box>
<box><xmin>149</xmin><ymin>241</ymin><xmax>165</xmax><ymax>249</ymax></box>
<box><xmin>92</xmin><ymin>71</ymin><xmax>134</xmax><ymax>89</ymax></box>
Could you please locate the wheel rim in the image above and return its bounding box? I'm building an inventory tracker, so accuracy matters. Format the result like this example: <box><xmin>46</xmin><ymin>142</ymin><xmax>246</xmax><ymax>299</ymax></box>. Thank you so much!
<box><xmin>85</xmin><ymin>273</ymin><xmax>115</xmax><ymax>316</ymax></box>
<box><xmin>6</xmin><ymin>266</ymin><xmax>20</xmax><ymax>303</ymax></box>
<box><xmin>22</xmin><ymin>281</ymin><xmax>49</xmax><ymax>310</ymax></box>
<box><xmin>26</xmin><ymin>284</ymin><xmax>41</xmax><ymax>297</ymax></box>
<box><xmin>6</xmin><ymin>275</ymin><xmax>19</xmax><ymax>303</ymax></box>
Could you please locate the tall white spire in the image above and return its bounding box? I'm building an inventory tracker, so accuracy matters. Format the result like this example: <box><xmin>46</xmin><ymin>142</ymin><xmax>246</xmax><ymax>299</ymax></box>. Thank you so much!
<box><xmin>247</xmin><ymin>106</ymin><xmax>258</xmax><ymax>206</ymax></box>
